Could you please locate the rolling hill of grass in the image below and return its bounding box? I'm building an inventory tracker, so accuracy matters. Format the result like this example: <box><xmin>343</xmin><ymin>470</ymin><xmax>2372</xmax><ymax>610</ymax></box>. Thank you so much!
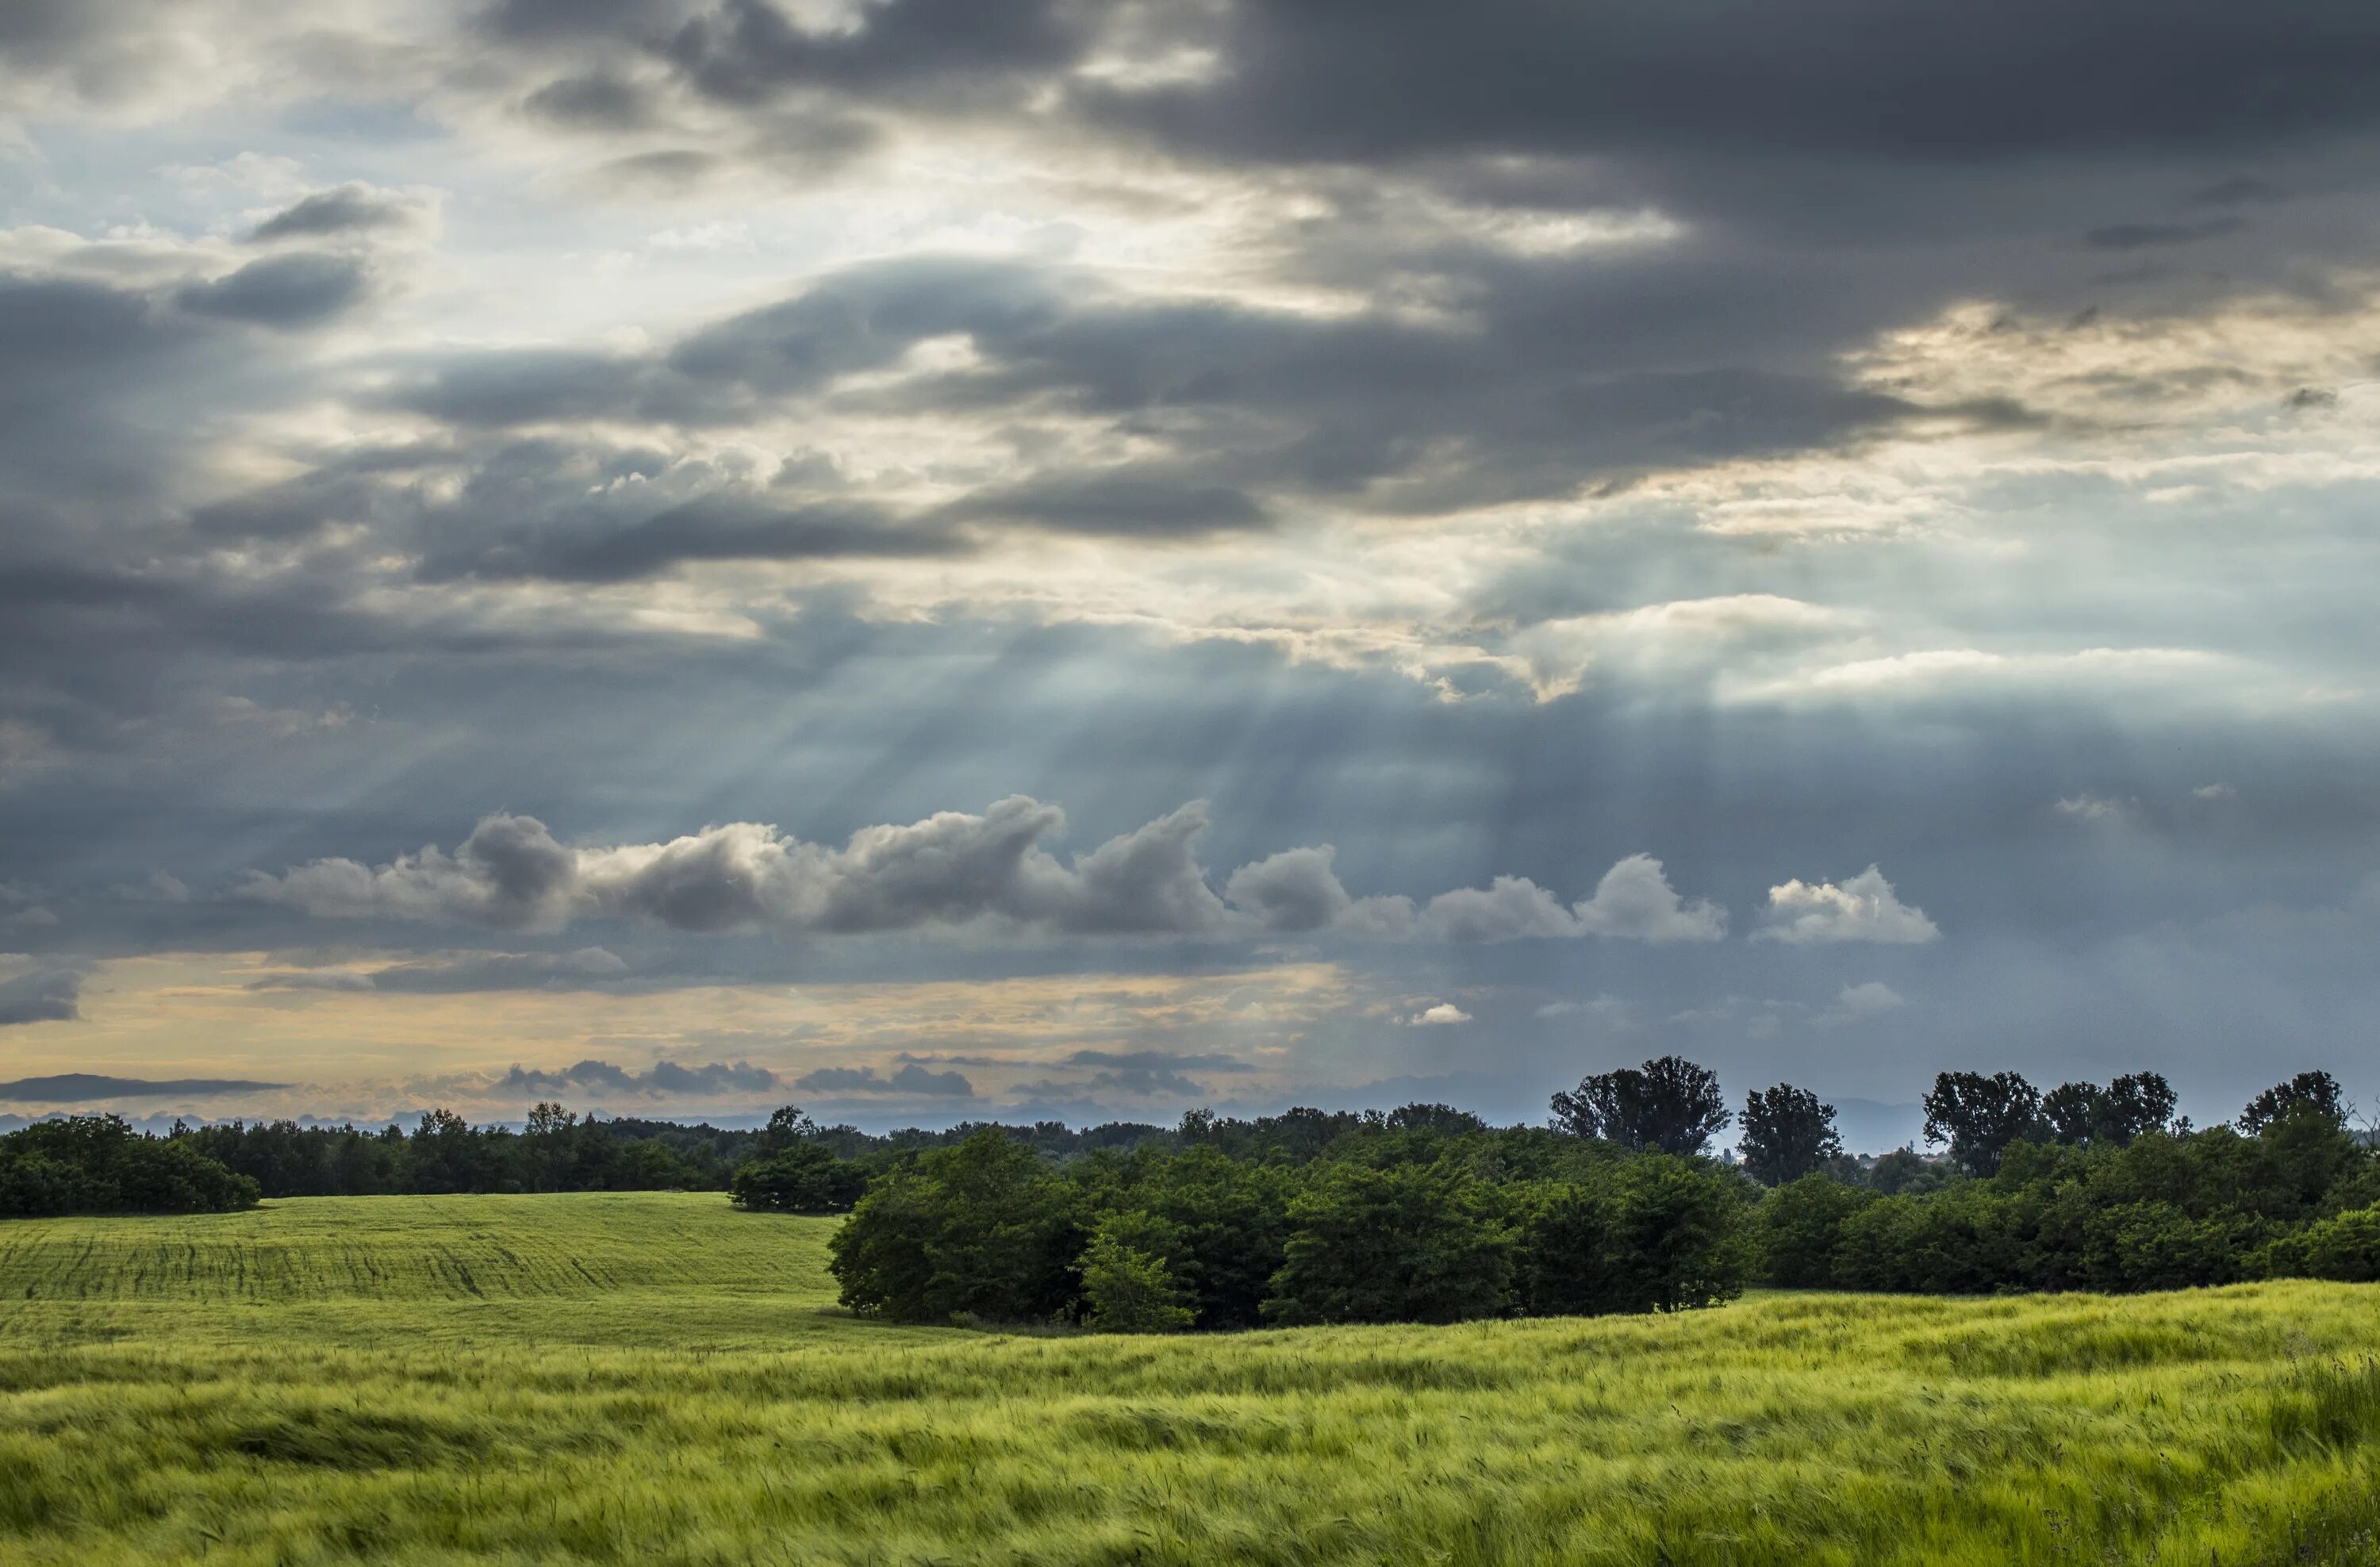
<box><xmin>2</xmin><ymin>1192</ymin><xmax>2377</xmax><ymax>1565</ymax></box>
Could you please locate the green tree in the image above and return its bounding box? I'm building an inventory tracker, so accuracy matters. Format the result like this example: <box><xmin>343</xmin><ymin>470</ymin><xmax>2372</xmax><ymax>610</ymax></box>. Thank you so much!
<box><xmin>1756</xmin><ymin>1173</ymin><xmax>1875</xmax><ymax>1288</ymax></box>
<box><xmin>1737</xmin><ymin>1084</ymin><xmax>1842</xmax><ymax>1185</ymax></box>
<box><xmin>730</xmin><ymin>1141</ymin><xmax>866</xmax><ymax>1212</ymax></box>
<box><xmin>1511</xmin><ymin>1181</ymin><xmax>1621</xmax><ymax>1315</ymax></box>
<box><xmin>2240</xmin><ymin>1071</ymin><xmax>2347</xmax><ymax>1135</ymax></box>
<box><xmin>1262</xmin><ymin>1160</ymin><xmax>1514</xmax><ymax>1325</ymax></box>
<box><xmin>1863</xmin><ymin>1146</ymin><xmax>1947</xmax><ymax>1196</ymax></box>
<box><xmin>827</xmin><ymin>1131</ymin><xmax>1079</xmax><ymax>1324</ymax></box>
<box><xmin>1551</xmin><ymin>1056</ymin><xmax>1730</xmax><ymax>1155</ymax></box>
<box><xmin>755</xmin><ymin>1104</ymin><xmax>823</xmax><ymax>1157</ymax></box>
<box><xmin>1116</xmin><ymin>1147</ymin><xmax>1296</xmax><ymax>1328</ymax></box>
<box><xmin>1601</xmin><ymin>1155</ymin><xmax>1753</xmax><ymax>1311</ymax></box>
<box><xmin>1081</xmin><ymin>1216</ymin><xmax>1196</xmax><ymax>1332</ymax></box>
<box><xmin>1922</xmin><ymin>1071</ymin><xmax>2042</xmax><ymax>1176</ymax></box>
<box><xmin>2044</xmin><ymin>1072</ymin><xmax>2178</xmax><ymax>1148</ymax></box>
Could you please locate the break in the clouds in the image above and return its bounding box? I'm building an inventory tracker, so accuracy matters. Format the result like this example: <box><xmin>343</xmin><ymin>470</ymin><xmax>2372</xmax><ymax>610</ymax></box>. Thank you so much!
<box><xmin>6</xmin><ymin>0</ymin><xmax>2380</xmax><ymax>1127</ymax></box>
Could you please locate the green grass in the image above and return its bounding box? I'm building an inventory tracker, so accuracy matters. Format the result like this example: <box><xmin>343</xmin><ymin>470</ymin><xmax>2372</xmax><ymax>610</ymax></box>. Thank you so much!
<box><xmin>3</xmin><ymin>1193</ymin><xmax>2378</xmax><ymax>1565</ymax></box>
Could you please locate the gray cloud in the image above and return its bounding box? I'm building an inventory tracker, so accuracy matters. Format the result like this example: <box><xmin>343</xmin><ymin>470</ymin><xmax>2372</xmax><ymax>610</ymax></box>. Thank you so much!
<box><xmin>0</xmin><ymin>965</ymin><xmax>83</xmax><ymax>1025</ymax></box>
<box><xmin>2082</xmin><ymin>217</ymin><xmax>2249</xmax><ymax>251</ymax></box>
<box><xmin>499</xmin><ymin>1056</ymin><xmax>779</xmax><ymax>1096</ymax></box>
<box><xmin>520</xmin><ymin>72</ymin><xmax>654</xmax><ymax>131</ymax></box>
<box><xmin>176</xmin><ymin>254</ymin><xmax>370</xmax><ymax>328</ymax></box>
<box><xmin>237</xmin><ymin>797</ymin><xmax>1728</xmax><ymax>946</ymax></box>
<box><xmin>1076</xmin><ymin>1</ymin><xmax>2380</xmax><ymax>165</ymax></box>
<box><xmin>794</xmin><ymin>1062</ymin><xmax>974</xmax><ymax>1097</ymax></box>
<box><xmin>249</xmin><ymin>184</ymin><xmax>427</xmax><ymax>242</ymax></box>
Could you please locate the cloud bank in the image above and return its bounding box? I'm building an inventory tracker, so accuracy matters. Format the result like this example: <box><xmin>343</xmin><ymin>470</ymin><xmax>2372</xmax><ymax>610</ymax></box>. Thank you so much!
<box><xmin>243</xmin><ymin>799</ymin><xmax>1733</xmax><ymax>945</ymax></box>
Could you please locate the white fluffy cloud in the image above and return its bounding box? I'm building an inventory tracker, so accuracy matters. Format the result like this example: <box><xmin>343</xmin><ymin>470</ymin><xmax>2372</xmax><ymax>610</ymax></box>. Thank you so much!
<box><xmin>243</xmin><ymin>799</ymin><xmax>1728</xmax><ymax>947</ymax></box>
<box><xmin>1755</xmin><ymin>866</ymin><xmax>1939</xmax><ymax>944</ymax></box>
<box><xmin>1403</xmin><ymin>1002</ymin><xmax>1472</xmax><ymax>1026</ymax></box>
<box><xmin>1390</xmin><ymin>856</ymin><xmax>1726</xmax><ymax>944</ymax></box>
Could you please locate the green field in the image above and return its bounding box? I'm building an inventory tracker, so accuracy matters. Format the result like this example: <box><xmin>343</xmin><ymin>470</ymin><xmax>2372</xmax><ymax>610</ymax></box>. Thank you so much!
<box><xmin>2</xmin><ymin>1193</ymin><xmax>2378</xmax><ymax>1565</ymax></box>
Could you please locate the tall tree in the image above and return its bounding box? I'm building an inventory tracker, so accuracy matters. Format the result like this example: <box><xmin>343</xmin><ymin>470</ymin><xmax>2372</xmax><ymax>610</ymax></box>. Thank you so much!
<box><xmin>755</xmin><ymin>1104</ymin><xmax>822</xmax><ymax>1157</ymax></box>
<box><xmin>1551</xmin><ymin>1057</ymin><xmax>1730</xmax><ymax>1156</ymax></box>
<box><xmin>1921</xmin><ymin>1071</ymin><xmax>2040</xmax><ymax>1176</ymax></box>
<box><xmin>2240</xmin><ymin>1070</ymin><xmax>2347</xmax><ymax>1135</ymax></box>
<box><xmin>1737</xmin><ymin>1085</ymin><xmax>1843</xmax><ymax>1185</ymax></box>
<box><xmin>2100</xmin><ymin>1072</ymin><xmax>2179</xmax><ymax>1143</ymax></box>
<box><xmin>2045</xmin><ymin>1073</ymin><xmax>2178</xmax><ymax>1147</ymax></box>
<box><xmin>2041</xmin><ymin>1081</ymin><xmax>2105</xmax><ymax>1146</ymax></box>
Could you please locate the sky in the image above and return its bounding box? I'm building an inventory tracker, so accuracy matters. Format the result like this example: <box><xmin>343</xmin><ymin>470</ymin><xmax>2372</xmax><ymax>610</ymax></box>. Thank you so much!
<box><xmin>3</xmin><ymin>0</ymin><xmax>2379</xmax><ymax>1146</ymax></box>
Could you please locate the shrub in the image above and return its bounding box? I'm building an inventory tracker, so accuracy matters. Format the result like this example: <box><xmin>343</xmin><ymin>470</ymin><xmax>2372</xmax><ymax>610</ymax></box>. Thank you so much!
<box><xmin>2269</xmin><ymin>1205</ymin><xmax>2380</xmax><ymax>1283</ymax></box>
<box><xmin>1081</xmin><ymin>1219</ymin><xmax>1196</xmax><ymax>1333</ymax></box>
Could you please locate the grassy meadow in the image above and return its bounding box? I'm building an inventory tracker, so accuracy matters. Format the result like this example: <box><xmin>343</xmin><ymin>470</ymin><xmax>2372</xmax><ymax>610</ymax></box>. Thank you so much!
<box><xmin>2</xmin><ymin>1193</ymin><xmax>2378</xmax><ymax>1565</ymax></box>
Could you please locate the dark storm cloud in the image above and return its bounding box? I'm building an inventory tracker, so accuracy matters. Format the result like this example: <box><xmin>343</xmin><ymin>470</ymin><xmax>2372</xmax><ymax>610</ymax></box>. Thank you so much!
<box><xmin>375</xmin><ymin>253</ymin><xmax>1926</xmax><ymax>542</ymax></box>
<box><xmin>175</xmin><ymin>254</ymin><xmax>370</xmax><ymax>328</ymax></box>
<box><xmin>1076</xmin><ymin>0</ymin><xmax>2380</xmax><ymax>165</ymax></box>
<box><xmin>0</xmin><ymin>966</ymin><xmax>83</xmax><ymax>1025</ymax></box>
<box><xmin>414</xmin><ymin>492</ymin><xmax>965</xmax><ymax>584</ymax></box>
<box><xmin>499</xmin><ymin>1056</ymin><xmax>779</xmax><ymax>1095</ymax></box>
<box><xmin>447</xmin><ymin>0</ymin><xmax>2380</xmax><ymax>167</ymax></box>
<box><xmin>2082</xmin><ymin>217</ymin><xmax>2249</xmax><ymax>251</ymax></box>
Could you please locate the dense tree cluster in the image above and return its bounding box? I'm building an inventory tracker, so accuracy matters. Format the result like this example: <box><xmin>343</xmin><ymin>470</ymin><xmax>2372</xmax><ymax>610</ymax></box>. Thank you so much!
<box><xmin>1760</xmin><ymin>1068</ymin><xmax>2380</xmax><ymax>1292</ymax></box>
<box><xmin>827</xmin><ymin>1104</ymin><xmax>1752</xmax><ymax>1329</ymax></box>
<box><xmin>816</xmin><ymin>1058</ymin><xmax>2377</xmax><ymax>1331</ymax></box>
<box><xmin>0</xmin><ymin>1116</ymin><xmax>259</xmax><ymax>1216</ymax></box>
<box><xmin>2</xmin><ymin>1100</ymin><xmax>1173</xmax><ymax>1216</ymax></box>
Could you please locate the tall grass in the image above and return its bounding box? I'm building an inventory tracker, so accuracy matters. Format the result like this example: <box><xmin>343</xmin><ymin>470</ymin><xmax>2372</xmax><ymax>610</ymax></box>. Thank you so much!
<box><xmin>2</xmin><ymin>1193</ymin><xmax>2377</xmax><ymax>1565</ymax></box>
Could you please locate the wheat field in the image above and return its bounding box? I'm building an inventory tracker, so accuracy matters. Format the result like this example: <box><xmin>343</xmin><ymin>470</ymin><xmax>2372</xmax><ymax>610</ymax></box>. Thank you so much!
<box><xmin>2</xmin><ymin>1192</ymin><xmax>2377</xmax><ymax>1565</ymax></box>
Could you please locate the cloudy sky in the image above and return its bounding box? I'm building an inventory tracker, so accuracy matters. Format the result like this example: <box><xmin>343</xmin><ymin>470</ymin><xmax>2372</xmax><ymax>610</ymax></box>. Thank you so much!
<box><xmin>4</xmin><ymin>0</ymin><xmax>2379</xmax><ymax>1143</ymax></box>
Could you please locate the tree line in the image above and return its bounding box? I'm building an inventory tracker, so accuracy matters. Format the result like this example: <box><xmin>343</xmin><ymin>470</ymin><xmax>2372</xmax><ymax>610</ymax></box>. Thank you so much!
<box><xmin>8</xmin><ymin>1061</ymin><xmax>2375</xmax><ymax>1323</ymax></box>
<box><xmin>0</xmin><ymin>1102</ymin><xmax>1168</xmax><ymax>1216</ymax></box>
<box><xmin>802</xmin><ymin>1058</ymin><xmax>2380</xmax><ymax>1329</ymax></box>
